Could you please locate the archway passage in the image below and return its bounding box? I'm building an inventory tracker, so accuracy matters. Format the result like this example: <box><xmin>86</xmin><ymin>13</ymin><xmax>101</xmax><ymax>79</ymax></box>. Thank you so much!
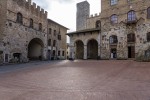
<box><xmin>75</xmin><ymin>40</ymin><xmax>84</xmax><ymax>59</ymax></box>
<box><xmin>28</xmin><ymin>38</ymin><xmax>44</xmax><ymax>60</ymax></box>
<box><xmin>87</xmin><ymin>39</ymin><xmax>98</xmax><ymax>59</ymax></box>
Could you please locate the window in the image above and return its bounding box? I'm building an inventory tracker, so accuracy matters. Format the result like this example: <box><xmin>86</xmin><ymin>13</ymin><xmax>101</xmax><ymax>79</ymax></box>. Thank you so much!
<box><xmin>127</xmin><ymin>34</ymin><xmax>135</xmax><ymax>42</ymax></box>
<box><xmin>58</xmin><ymin>51</ymin><xmax>60</xmax><ymax>56</ymax></box>
<box><xmin>147</xmin><ymin>7</ymin><xmax>150</xmax><ymax>19</ymax></box>
<box><xmin>39</xmin><ymin>23</ymin><xmax>42</xmax><ymax>31</ymax></box>
<box><xmin>95</xmin><ymin>20</ymin><xmax>101</xmax><ymax>28</ymax></box>
<box><xmin>53</xmin><ymin>50</ymin><xmax>55</xmax><ymax>56</ymax></box>
<box><xmin>16</xmin><ymin>12</ymin><xmax>23</xmax><ymax>24</ymax></box>
<box><xmin>5</xmin><ymin>54</ymin><xmax>9</xmax><ymax>63</ymax></box>
<box><xmin>30</xmin><ymin>18</ymin><xmax>33</xmax><ymax>28</ymax></box>
<box><xmin>58</xmin><ymin>35</ymin><xmax>61</xmax><ymax>40</ymax></box>
<box><xmin>49</xmin><ymin>28</ymin><xmax>51</xmax><ymax>34</ymax></box>
<box><xmin>111</xmin><ymin>14</ymin><xmax>118</xmax><ymax>24</ymax></box>
<box><xmin>53</xmin><ymin>40</ymin><xmax>56</xmax><ymax>46</ymax></box>
<box><xmin>109</xmin><ymin>35</ymin><xmax>118</xmax><ymax>44</ymax></box>
<box><xmin>48</xmin><ymin>39</ymin><xmax>51</xmax><ymax>46</ymax></box>
<box><xmin>147</xmin><ymin>32</ymin><xmax>150</xmax><ymax>42</ymax></box>
<box><xmin>110</xmin><ymin>0</ymin><xmax>118</xmax><ymax>5</ymax></box>
<box><xmin>54</xmin><ymin>30</ymin><xmax>56</xmax><ymax>36</ymax></box>
<box><xmin>62</xmin><ymin>51</ymin><xmax>65</xmax><ymax>56</ymax></box>
<box><xmin>128</xmin><ymin>10</ymin><xmax>136</xmax><ymax>21</ymax></box>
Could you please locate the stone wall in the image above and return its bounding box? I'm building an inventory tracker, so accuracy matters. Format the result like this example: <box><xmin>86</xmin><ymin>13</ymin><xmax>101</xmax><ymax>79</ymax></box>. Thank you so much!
<box><xmin>0</xmin><ymin>0</ymin><xmax>67</xmax><ymax>64</ymax></box>
<box><xmin>0</xmin><ymin>0</ymin><xmax>7</xmax><ymax>63</ymax></box>
<box><xmin>100</xmin><ymin>0</ymin><xmax>150</xmax><ymax>60</ymax></box>
<box><xmin>2</xmin><ymin>0</ymin><xmax>48</xmax><ymax>62</ymax></box>
<box><xmin>87</xmin><ymin>14</ymin><xmax>100</xmax><ymax>29</ymax></box>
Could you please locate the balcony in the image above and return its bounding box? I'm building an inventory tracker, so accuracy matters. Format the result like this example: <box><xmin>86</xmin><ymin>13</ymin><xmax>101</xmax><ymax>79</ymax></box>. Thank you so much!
<box><xmin>125</xmin><ymin>18</ymin><xmax>137</xmax><ymax>25</ymax></box>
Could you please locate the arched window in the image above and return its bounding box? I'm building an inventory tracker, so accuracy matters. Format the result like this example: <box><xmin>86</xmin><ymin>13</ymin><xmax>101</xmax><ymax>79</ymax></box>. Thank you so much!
<box><xmin>111</xmin><ymin>14</ymin><xmax>118</xmax><ymax>24</ymax></box>
<box><xmin>127</xmin><ymin>10</ymin><xmax>136</xmax><ymax>21</ymax></box>
<box><xmin>110</xmin><ymin>35</ymin><xmax>118</xmax><ymax>44</ymax></box>
<box><xmin>127</xmin><ymin>33</ymin><xmax>135</xmax><ymax>42</ymax></box>
<box><xmin>48</xmin><ymin>39</ymin><xmax>51</xmax><ymax>46</ymax></box>
<box><xmin>110</xmin><ymin>0</ymin><xmax>118</xmax><ymax>5</ymax></box>
<box><xmin>95</xmin><ymin>20</ymin><xmax>101</xmax><ymax>28</ymax></box>
<box><xmin>17</xmin><ymin>12</ymin><xmax>23</xmax><ymax>24</ymax></box>
<box><xmin>30</xmin><ymin>18</ymin><xmax>33</xmax><ymax>28</ymax></box>
<box><xmin>147</xmin><ymin>7</ymin><xmax>150</xmax><ymax>19</ymax></box>
<box><xmin>39</xmin><ymin>23</ymin><xmax>42</xmax><ymax>31</ymax></box>
<box><xmin>147</xmin><ymin>32</ymin><xmax>150</xmax><ymax>42</ymax></box>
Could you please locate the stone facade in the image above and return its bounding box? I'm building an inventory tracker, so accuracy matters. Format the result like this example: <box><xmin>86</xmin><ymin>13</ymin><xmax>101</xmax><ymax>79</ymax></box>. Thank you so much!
<box><xmin>0</xmin><ymin>0</ymin><xmax>67</xmax><ymax>64</ymax></box>
<box><xmin>47</xmin><ymin>19</ymin><xmax>67</xmax><ymax>60</ymax></box>
<box><xmin>68</xmin><ymin>0</ymin><xmax>150</xmax><ymax>61</ymax></box>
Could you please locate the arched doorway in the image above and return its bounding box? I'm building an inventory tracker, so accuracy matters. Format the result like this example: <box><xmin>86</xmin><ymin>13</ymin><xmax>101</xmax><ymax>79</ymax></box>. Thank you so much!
<box><xmin>28</xmin><ymin>38</ymin><xmax>44</xmax><ymax>60</ymax></box>
<box><xmin>87</xmin><ymin>39</ymin><xmax>98</xmax><ymax>59</ymax></box>
<box><xmin>75</xmin><ymin>40</ymin><xmax>84</xmax><ymax>59</ymax></box>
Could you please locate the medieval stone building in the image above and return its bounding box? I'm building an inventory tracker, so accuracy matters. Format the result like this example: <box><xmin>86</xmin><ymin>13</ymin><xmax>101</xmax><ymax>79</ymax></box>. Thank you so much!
<box><xmin>67</xmin><ymin>0</ymin><xmax>150</xmax><ymax>61</ymax></box>
<box><xmin>0</xmin><ymin>0</ymin><xmax>67</xmax><ymax>64</ymax></box>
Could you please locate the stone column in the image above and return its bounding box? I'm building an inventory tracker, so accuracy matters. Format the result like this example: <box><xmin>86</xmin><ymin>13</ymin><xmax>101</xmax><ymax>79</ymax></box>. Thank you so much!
<box><xmin>84</xmin><ymin>45</ymin><xmax>87</xmax><ymax>59</ymax></box>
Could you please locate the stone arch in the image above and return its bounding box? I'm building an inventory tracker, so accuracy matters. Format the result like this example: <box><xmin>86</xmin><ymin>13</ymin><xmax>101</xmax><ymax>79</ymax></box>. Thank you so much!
<box><xmin>74</xmin><ymin>40</ymin><xmax>84</xmax><ymax>59</ymax></box>
<box><xmin>87</xmin><ymin>39</ymin><xmax>98</xmax><ymax>59</ymax></box>
<box><xmin>28</xmin><ymin>38</ymin><xmax>44</xmax><ymax>60</ymax></box>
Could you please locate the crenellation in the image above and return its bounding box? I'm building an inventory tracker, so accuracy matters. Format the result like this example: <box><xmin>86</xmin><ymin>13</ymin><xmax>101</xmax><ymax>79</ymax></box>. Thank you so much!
<box><xmin>32</xmin><ymin>2</ymin><xmax>36</xmax><ymax>9</ymax></box>
<box><xmin>45</xmin><ymin>11</ymin><xmax>48</xmax><ymax>18</ymax></box>
<box><xmin>16</xmin><ymin>1</ymin><xmax>47</xmax><ymax>19</ymax></box>
<box><xmin>28</xmin><ymin>0</ymin><xmax>32</xmax><ymax>5</ymax></box>
<box><xmin>37</xmin><ymin>6</ymin><xmax>40</xmax><ymax>13</ymax></box>
<box><xmin>89</xmin><ymin>13</ymin><xmax>100</xmax><ymax>19</ymax></box>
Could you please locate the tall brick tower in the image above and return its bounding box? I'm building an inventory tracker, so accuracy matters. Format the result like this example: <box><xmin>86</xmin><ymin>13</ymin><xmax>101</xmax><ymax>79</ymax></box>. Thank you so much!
<box><xmin>76</xmin><ymin>1</ymin><xmax>90</xmax><ymax>31</ymax></box>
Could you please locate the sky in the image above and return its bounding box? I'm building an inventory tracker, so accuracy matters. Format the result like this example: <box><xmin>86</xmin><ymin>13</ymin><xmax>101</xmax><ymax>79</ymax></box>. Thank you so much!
<box><xmin>32</xmin><ymin>0</ymin><xmax>101</xmax><ymax>32</ymax></box>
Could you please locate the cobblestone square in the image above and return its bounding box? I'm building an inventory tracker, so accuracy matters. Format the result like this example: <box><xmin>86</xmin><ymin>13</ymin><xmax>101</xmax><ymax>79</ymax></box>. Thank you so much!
<box><xmin>0</xmin><ymin>60</ymin><xmax>150</xmax><ymax>100</ymax></box>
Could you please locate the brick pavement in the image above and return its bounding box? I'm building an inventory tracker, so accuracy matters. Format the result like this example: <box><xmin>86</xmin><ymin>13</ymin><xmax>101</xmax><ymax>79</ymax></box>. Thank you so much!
<box><xmin>0</xmin><ymin>60</ymin><xmax>150</xmax><ymax>100</ymax></box>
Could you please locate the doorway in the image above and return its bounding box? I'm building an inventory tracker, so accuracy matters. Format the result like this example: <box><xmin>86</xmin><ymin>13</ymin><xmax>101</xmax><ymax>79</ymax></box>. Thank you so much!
<box><xmin>110</xmin><ymin>48</ymin><xmax>117</xmax><ymax>59</ymax></box>
<box><xmin>128</xmin><ymin>46</ymin><xmax>135</xmax><ymax>58</ymax></box>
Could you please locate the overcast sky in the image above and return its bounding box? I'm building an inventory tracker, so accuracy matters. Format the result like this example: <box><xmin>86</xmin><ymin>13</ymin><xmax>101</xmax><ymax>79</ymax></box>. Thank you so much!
<box><xmin>32</xmin><ymin>0</ymin><xmax>101</xmax><ymax>32</ymax></box>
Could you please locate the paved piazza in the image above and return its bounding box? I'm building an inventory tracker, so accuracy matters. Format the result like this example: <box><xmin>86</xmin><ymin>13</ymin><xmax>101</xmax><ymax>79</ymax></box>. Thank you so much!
<box><xmin>0</xmin><ymin>60</ymin><xmax>150</xmax><ymax>100</ymax></box>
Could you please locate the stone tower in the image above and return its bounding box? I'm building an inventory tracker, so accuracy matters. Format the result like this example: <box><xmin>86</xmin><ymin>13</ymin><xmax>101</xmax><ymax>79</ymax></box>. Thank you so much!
<box><xmin>76</xmin><ymin>1</ymin><xmax>90</xmax><ymax>31</ymax></box>
<box><xmin>0</xmin><ymin>0</ymin><xmax>7</xmax><ymax>40</ymax></box>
